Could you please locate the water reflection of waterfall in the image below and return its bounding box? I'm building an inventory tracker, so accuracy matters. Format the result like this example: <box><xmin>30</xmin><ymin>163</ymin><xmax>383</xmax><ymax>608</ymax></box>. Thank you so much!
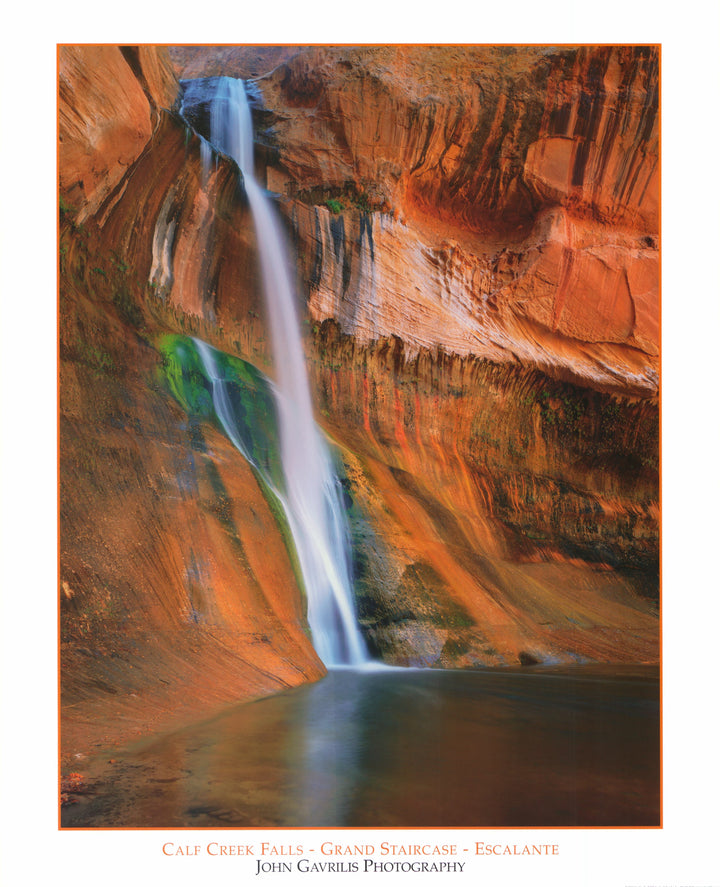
<box><xmin>287</xmin><ymin>672</ymin><xmax>370</xmax><ymax>825</ymax></box>
<box><xmin>197</xmin><ymin>77</ymin><xmax>369</xmax><ymax>667</ymax></box>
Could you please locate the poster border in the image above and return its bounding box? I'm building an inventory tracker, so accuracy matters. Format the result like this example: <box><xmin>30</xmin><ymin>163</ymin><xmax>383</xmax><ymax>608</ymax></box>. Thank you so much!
<box><xmin>2</xmin><ymin>2</ymin><xmax>719</xmax><ymax>885</ymax></box>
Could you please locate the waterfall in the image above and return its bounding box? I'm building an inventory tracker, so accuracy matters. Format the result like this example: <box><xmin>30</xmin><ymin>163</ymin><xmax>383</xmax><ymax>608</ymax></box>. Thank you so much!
<box><xmin>202</xmin><ymin>77</ymin><xmax>369</xmax><ymax>668</ymax></box>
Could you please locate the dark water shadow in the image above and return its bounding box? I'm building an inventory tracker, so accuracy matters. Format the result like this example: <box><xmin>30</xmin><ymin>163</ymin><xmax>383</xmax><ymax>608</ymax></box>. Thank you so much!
<box><xmin>62</xmin><ymin>665</ymin><xmax>659</xmax><ymax>828</ymax></box>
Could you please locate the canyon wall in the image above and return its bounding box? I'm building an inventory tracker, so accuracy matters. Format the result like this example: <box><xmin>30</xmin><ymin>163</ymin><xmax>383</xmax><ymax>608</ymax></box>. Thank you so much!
<box><xmin>59</xmin><ymin>44</ymin><xmax>659</xmax><ymax>760</ymax></box>
<box><xmin>254</xmin><ymin>45</ymin><xmax>659</xmax><ymax>396</ymax></box>
<box><xmin>59</xmin><ymin>45</ymin><xmax>323</xmax><ymax>763</ymax></box>
<box><xmin>238</xmin><ymin>44</ymin><xmax>659</xmax><ymax>666</ymax></box>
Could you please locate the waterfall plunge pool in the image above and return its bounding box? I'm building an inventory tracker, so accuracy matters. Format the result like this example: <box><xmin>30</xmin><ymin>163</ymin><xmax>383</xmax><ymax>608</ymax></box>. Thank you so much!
<box><xmin>61</xmin><ymin>664</ymin><xmax>659</xmax><ymax>828</ymax></box>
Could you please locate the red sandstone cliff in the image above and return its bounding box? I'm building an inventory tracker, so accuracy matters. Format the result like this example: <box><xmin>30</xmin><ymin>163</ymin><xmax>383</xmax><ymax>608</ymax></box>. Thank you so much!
<box><xmin>211</xmin><ymin>44</ymin><xmax>659</xmax><ymax>664</ymax></box>
<box><xmin>59</xmin><ymin>44</ymin><xmax>660</xmax><ymax>761</ymax></box>
<box><xmin>250</xmin><ymin>45</ymin><xmax>659</xmax><ymax>397</ymax></box>
<box><xmin>59</xmin><ymin>46</ymin><xmax>323</xmax><ymax>763</ymax></box>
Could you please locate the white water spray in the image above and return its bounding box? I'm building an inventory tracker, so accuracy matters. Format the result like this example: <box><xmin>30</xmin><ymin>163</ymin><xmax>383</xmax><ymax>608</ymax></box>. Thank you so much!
<box><xmin>202</xmin><ymin>77</ymin><xmax>369</xmax><ymax>667</ymax></box>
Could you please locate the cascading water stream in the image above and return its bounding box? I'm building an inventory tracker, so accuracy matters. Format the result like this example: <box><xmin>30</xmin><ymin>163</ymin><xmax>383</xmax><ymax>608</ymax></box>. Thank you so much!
<box><xmin>201</xmin><ymin>77</ymin><xmax>369</xmax><ymax>668</ymax></box>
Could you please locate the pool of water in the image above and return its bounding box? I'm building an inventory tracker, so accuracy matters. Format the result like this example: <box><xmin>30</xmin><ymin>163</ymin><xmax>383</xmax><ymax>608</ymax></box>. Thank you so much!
<box><xmin>61</xmin><ymin>665</ymin><xmax>660</xmax><ymax>828</ymax></box>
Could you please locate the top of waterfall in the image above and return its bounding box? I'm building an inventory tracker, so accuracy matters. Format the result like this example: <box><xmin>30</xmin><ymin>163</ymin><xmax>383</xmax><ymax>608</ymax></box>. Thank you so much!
<box><xmin>208</xmin><ymin>77</ymin><xmax>255</xmax><ymax>177</ymax></box>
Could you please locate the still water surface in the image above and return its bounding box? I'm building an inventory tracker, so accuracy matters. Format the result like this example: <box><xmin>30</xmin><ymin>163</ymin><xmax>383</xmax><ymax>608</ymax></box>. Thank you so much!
<box><xmin>62</xmin><ymin>665</ymin><xmax>659</xmax><ymax>828</ymax></box>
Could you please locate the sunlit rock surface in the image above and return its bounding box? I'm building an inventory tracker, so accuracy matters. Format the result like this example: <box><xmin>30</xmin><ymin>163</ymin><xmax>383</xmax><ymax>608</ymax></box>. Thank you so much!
<box><xmin>59</xmin><ymin>46</ymin><xmax>178</xmax><ymax>223</ymax></box>
<box><xmin>248</xmin><ymin>44</ymin><xmax>659</xmax><ymax>396</ymax></box>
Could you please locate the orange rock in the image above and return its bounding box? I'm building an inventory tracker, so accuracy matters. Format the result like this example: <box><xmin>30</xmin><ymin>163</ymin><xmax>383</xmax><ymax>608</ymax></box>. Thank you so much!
<box><xmin>59</xmin><ymin>46</ymin><xmax>323</xmax><ymax>759</ymax></box>
<box><xmin>236</xmin><ymin>44</ymin><xmax>660</xmax><ymax>395</ymax></box>
<box><xmin>58</xmin><ymin>46</ymin><xmax>176</xmax><ymax>221</ymax></box>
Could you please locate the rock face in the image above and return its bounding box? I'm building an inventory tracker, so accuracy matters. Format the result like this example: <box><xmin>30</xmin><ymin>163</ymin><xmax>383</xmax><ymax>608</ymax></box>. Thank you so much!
<box><xmin>59</xmin><ymin>46</ymin><xmax>323</xmax><ymax>761</ymax></box>
<box><xmin>59</xmin><ymin>46</ymin><xmax>178</xmax><ymax>222</ymax></box>
<box><xmin>308</xmin><ymin>324</ymin><xmax>658</xmax><ymax>666</ymax></box>
<box><xmin>59</xmin><ymin>44</ymin><xmax>659</xmax><ymax>759</ymax></box>
<box><xmin>252</xmin><ymin>45</ymin><xmax>659</xmax><ymax>396</ymax></box>
<box><xmin>168</xmin><ymin>45</ymin><xmax>303</xmax><ymax>79</ymax></box>
<box><xmin>240</xmin><ymin>44</ymin><xmax>659</xmax><ymax>665</ymax></box>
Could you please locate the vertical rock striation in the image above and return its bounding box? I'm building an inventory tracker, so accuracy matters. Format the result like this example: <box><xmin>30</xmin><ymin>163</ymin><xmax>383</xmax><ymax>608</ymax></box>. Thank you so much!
<box><xmin>245</xmin><ymin>45</ymin><xmax>659</xmax><ymax>395</ymax></box>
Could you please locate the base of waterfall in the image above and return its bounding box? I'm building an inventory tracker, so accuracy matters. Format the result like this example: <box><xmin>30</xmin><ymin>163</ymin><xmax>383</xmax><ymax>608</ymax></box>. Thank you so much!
<box><xmin>61</xmin><ymin>664</ymin><xmax>659</xmax><ymax>828</ymax></box>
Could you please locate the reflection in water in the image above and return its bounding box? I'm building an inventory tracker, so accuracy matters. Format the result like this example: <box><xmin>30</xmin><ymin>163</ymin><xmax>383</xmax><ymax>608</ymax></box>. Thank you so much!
<box><xmin>62</xmin><ymin>666</ymin><xmax>660</xmax><ymax>828</ymax></box>
<box><xmin>292</xmin><ymin>668</ymin><xmax>370</xmax><ymax>825</ymax></box>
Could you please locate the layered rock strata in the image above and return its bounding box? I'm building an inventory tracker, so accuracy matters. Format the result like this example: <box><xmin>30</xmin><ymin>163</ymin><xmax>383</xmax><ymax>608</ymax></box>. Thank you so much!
<box><xmin>250</xmin><ymin>44</ymin><xmax>659</xmax><ymax>396</ymax></box>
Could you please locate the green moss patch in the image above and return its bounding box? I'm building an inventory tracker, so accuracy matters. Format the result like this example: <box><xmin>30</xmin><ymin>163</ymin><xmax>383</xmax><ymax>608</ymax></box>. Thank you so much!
<box><xmin>157</xmin><ymin>333</ymin><xmax>286</xmax><ymax>493</ymax></box>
